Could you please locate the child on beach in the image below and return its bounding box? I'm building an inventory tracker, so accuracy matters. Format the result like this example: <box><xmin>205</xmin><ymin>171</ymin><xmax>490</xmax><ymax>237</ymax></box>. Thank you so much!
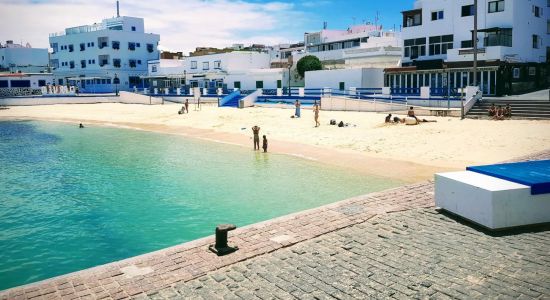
<box><xmin>262</xmin><ymin>135</ymin><xmax>268</xmax><ymax>153</ymax></box>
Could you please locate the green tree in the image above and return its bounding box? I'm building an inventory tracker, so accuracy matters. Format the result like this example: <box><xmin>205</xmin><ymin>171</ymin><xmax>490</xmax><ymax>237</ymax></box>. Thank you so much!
<box><xmin>296</xmin><ymin>55</ymin><xmax>322</xmax><ymax>78</ymax></box>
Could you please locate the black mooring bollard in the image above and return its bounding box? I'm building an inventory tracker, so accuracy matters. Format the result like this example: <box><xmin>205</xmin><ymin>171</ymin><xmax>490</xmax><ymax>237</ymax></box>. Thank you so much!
<box><xmin>209</xmin><ymin>224</ymin><xmax>238</xmax><ymax>256</ymax></box>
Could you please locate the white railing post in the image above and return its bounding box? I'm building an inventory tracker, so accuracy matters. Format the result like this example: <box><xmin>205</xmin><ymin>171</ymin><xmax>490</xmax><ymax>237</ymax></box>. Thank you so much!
<box><xmin>299</xmin><ymin>87</ymin><xmax>305</xmax><ymax>97</ymax></box>
<box><xmin>277</xmin><ymin>88</ymin><xmax>282</xmax><ymax>96</ymax></box>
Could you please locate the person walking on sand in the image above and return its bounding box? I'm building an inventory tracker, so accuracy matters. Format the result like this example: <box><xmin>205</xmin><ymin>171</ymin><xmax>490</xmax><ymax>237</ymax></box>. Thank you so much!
<box><xmin>252</xmin><ymin>125</ymin><xmax>261</xmax><ymax>150</ymax></box>
<box><xmin>295</xmin><ymin>100</ymin><xmax>301</xmax><ymax>118</ymax></box>
<box><xmin>184</xmin><ymin>99</ymin><xmax>189</xmax><ymax>114</ymax></box>
<box><xmin>313</xmin><ymin>103</ymin><xmax>320</xmax><ymax>127</ymax></box>
<box><xmin>262</xmin><ymin>135</ymin><xmax>268</xmax><ymax>153</ymax></box>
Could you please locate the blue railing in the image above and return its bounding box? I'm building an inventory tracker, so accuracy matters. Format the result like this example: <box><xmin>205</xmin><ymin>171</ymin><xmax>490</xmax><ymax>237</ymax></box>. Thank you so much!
<box><xmin>391</xmin><ymin>87</ymin><xmax>420</xmax><ymax>95</ymax></box>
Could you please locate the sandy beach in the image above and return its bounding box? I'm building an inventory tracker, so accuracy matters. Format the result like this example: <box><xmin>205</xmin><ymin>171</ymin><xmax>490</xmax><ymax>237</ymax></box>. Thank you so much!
<box><xmin>1</xmin><ymin>102</ymin><xmax>549</xmax><ymax>183</ymax></box>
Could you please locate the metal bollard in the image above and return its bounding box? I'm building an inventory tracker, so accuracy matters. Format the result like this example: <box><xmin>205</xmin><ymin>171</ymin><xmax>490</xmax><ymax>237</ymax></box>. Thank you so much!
<box><xmin>209</xmin><ymin>224</ymin><xmax>238</xmax><ymax>256</ymax></box>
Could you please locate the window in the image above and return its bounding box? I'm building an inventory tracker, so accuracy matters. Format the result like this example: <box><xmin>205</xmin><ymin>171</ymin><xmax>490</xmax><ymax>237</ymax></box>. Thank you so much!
<box><xmin>50</xmin><ymin>59</ymin><xmax>59</xmax><ymax>69</ymax></box>
<box><xmin>484</xmin><ymin>29</ymin><xmax>512</xmax><ymax>47</ymax></box>
<box><xmin>58</xmin><ymin>79</ymin><xmax>63</xmax><ymax>85</ymax></box>
<box><xmin>534</xmin><ymin>5</ymin><xmax>542</xmax><ymax>17</ymax></box>
<box><xmin>147</xmin><ymin>43</ymin><xmax>154</xmax><ymax>53</ymax></box>
<box><xmin>129</xmin><ymin>59</ymin><xmax>137</xmax><ymax>68</ymax></box>
<box><xmin>203</xmin><ymin>62</ymin><xmax>209</xmax><ymax>70</ymax></box>
<box><xmin>431</xmin><ymin>10</ymin><xmax>444</xmax><ymax>21</ymax></box>
<box><xmin>191</xmin><ymin>61</ymin><xmax>197</xmax><ymax>69</ymax></box>
<box><xmin>256</xmin><ymin>81</ymin><xmax>264</xmax><ymax>89</ymax></box>
<box><xmin>69</xmin><ymin>61</ymin><xmax>75</xmax><ymax>69</ymax></box>
<box><xmin>91</xmin><ymin>42</ymin><xmax>94</xmax><ymax>47</ymax></box>
<box><xmin>461</xmin><ymin>5</ymin><xmax>475</xmax><ymax>17</ymax></box>
<box><xmin>403</xmin><ymin>10</ymin><xmax>422</xmax><ymax>27</ymax></box>
<box><xmin>512</xmin><ymin>68</ymin><xmax>520</xmax><ymax>79</ymax></box>
<box><xmin>429</xmin><ymin>35</ymin><xmax>453</xmax><ymax>55</ymax></box>
<box><xmin>529</xmin><ymin>67</ymin><xmax>536</xmax><ymax>76</ymax></box>
<box><xmin>112</xmin><ymin>41</ymin><xmax>120</xmax><ymax>50</ymax></box>
<box><xmin>131</xmin><ymin>26</ymin><xmax>136</xmax><ymax>31</ymax></box>
<box><xmin>51</xmin><ymin>43</ymin><xmax>58</xmax><ymax>53</ymax></box>
<box><xmin>137</xmin><ymin>60</ymin><xmax>142</xmax><ymax>65</ymax></box>
<box><xmin>461</xmin><ymin>40</ymin><xmax>473</xmax><ymax>48</ymax></box>
<box><xmin>533</xmin><ymin>35</ymin><xmax>540</xmax><ymax>49</ymax></box>
<box><xmin>0</xmin><ymin>80</ymin><xmax>8</xmax><ymax>88</ymax></box>
<box><xmin>339</xmin><ymin>82</ymin><xmax>345</xmax><ymax>91</ymax></box>
<box><xmin>234</xmin><ymin>81</ymin><xmax>241</xmax><ymax>89</ymax></box>
<box><xmin>10</xmin><ymin>80</ymin><xmax>31</xmax><ymax>88</ymax></box>
<box><xmin>488</xmin><ymin>1</ymin><xmax>505</xmax><ymax>13</ymax></box>
<box><xmin>38</xmin><ymin>80</ymin><xmax>46</xmax><ymax>87</ymax></box>
<box><xmin>80</xmin><ymin>43</ymin><xmax>85</xmax><ymax>51</ymax></box>
<box><xmin>136</xmin><ymin>43</ymin><xmax>140</xmax><ymax>48</ymax></box>
<box><xmin>81</xmin><ymin>60</ymin><xmax>86</xmax><ymax>68</ymax></box>
<box><xmin>68</xmin><ymin>44</ymin><xmax>74</xmax><ymax>52</ymax></box>
<box><xmin>113</xmin><ymin>59</ymin><xmax>121</xmax><ymax>68</ymax></box>
<box><xmin>277</xmin><ymin>80</ymin><xmax>282</xmax><ymax>89</ymax></box>
<box><xmin>404</xmin><ymin>38</ymin><xmax>426</xmax><ymax>59</ymax></box>
<box><xmin>128</xmin><ymin>42</ymin><xmax>136</xmax><ymax>51</ymax></box>
<box><xmin>152</xmin><ymin>65</ymin><xmax>158</xmax><ymax>72</ymax></box>
<box><xmin>214</xmin><ymin>60</ymin><xmax>221</xmax><ymax>69</ymax></box>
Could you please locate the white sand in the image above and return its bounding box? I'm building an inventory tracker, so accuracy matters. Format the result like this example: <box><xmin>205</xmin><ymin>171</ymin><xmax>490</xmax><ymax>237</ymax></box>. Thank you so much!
<box><xmin>2</xmin><ymin>102</ymin><xmax>549</xmax><ymax>182</ymax></box>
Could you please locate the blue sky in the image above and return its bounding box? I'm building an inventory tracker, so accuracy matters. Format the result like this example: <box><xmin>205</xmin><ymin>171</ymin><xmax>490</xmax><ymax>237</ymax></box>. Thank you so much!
<box><xmin>0</xmin><ymin>0</ymin><xmax>414</xmax><ymax>54</ymax></box>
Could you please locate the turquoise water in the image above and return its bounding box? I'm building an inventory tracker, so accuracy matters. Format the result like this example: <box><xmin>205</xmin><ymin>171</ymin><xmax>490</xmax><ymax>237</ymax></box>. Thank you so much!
<box><xmin>0</xmin><ymin>121</ymin><xmax>401</xmax><ymax>290</ymax></box>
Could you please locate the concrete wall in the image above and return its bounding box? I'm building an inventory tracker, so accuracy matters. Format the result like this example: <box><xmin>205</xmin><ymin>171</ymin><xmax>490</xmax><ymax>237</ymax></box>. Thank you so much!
<box><xmin>0</xmin><ymin>91</ymin><xmax>162</xmax><ymax>106</ymax></box>
<box><xmin>305</xmin><ymin>68</ymin><xmax>384</xmax><ymax>90</ymax></box>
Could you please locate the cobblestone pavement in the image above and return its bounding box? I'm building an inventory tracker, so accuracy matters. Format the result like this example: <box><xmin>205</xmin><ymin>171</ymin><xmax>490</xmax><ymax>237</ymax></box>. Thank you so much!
<box><xmin>1</xmin><ymin>150</ymin><xmax>549</xmax><ymax>299</ymax></box>
<box><xmin>154</xmin><ymin>209</ymin><xmax>550</xmax><ymax>299</ymax></box>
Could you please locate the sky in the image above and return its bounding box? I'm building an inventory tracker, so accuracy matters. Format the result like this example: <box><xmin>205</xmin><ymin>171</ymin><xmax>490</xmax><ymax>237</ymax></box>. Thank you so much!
<box><xmin>0</xmin><ymin>0</ymin><xmax>413</xmax><ymax>55</ymax></box>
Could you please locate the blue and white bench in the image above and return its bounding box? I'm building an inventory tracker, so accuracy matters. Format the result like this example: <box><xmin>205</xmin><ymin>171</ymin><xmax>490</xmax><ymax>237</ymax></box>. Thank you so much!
<box><xmin>435</xmin><ymin>160</ymin><xmax>550</xmax><ymax>230</ymax></box>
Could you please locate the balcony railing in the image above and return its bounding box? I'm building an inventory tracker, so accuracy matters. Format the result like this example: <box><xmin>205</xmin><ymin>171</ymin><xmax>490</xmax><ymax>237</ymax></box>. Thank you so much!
<box><xmin>458</xmin><ymin>48</ymin><xmax>487</xmax><ymax>55</ymax></box>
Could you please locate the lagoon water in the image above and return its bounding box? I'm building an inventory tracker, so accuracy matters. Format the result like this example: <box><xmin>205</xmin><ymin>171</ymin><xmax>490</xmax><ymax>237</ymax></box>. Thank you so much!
<box><xmin>0</xmin><ymin>121</ymin><xmax>401</xmax><ymax>290</ymax></box>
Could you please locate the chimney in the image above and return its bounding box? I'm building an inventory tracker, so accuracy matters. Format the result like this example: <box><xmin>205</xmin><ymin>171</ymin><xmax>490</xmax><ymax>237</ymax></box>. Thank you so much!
<box><xmin>116</xmin><ymin>1</ymin><xmax>120</xmax><ymax>17</ymax></box>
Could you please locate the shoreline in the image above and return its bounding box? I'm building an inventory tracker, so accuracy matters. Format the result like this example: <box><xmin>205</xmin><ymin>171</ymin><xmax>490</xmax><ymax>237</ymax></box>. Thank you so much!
<box><xmin>2</xmin><ymin>102</ymin><xmax>549</xmax><ymax>182</ymax></box>
<box><xmin>0</xmin><ymin>115</ymin><xmax>448</xmax><ymax>183</ymax></box>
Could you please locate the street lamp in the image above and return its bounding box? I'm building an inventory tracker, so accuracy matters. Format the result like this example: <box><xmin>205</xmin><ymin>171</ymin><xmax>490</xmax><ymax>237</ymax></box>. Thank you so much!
<box><xmin>287</xmin><ymin>61</ymin><xmax>293</xmax><ymax>96</ymax></box>
<box><xmin>113</xmin><ymin>73</ymin><xmax>119</xmax><ymax>96</ymax></box>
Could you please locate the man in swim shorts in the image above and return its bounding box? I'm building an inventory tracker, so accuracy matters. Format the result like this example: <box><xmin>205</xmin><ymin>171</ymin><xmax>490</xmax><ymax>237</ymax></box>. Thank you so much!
<box><xmin>252</xmin><ymin>125</ymin><xmax>260</xmax><ymax>150</ymax></box>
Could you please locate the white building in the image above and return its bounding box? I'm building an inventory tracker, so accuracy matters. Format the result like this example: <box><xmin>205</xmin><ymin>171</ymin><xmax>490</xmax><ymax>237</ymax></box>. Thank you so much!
<box><xmin>301</xmin><ymin>24</ymin><xmax>402</xmax><ymax>69</ymax></box>
<box><xmin>147</xmin><ymin>51</ymin><xmax>285</xmax><ymax>91</ymax></box>
<box><xmin>49</xmin><ymin>12</ymin><xmax>160</xmax><ymax>93</ymax></box>
<box><xmin>0</xmin><ymin>40</ymin><xmax>49</xmax><ymax>73</ymax></box>
<box><xmin>386</xmin><ymin>0</ymin><xmax>549</xmax><ymax>96</ymax></box>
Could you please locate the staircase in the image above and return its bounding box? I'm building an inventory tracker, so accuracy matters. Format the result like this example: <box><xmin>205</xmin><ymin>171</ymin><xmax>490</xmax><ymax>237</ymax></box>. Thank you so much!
<box><xmin>221</xmin><ymin>95</ymin><xmax>242</xmax><ymax>107</ymax></box>
<box><xmin>467</xmin><ymin>99</ymin><xmax>550</xmax><ymax>120</ymax></box>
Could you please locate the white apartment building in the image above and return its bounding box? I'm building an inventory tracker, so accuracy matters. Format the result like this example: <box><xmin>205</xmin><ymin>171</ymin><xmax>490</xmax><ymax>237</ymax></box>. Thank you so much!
<box><xmin>147</xmin><ymin>51</ymin><xmax>285</xmax><ymax>91</ymax></box>
<box><xmin>301</xmin><ymin>24</ymin><xmax>402</xmax><ymax>69</ymax></box>
<box><xmin>386</xmin><ymin>0</ymin><xmax>549</xmax><ymax>96</ymax></box>
<box><xmin>0</xmin><ymin>40</ymin><xmax>49</xmax><ymax>73</ymax></box>
<box><xmin>49</xmin><ymin>13</ymin><xmax>160</xmax><ymax>93</ymax></box>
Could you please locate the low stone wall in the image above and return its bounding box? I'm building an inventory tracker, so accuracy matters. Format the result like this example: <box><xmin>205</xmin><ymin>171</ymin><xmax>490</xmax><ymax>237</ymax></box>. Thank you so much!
<box><xmin>0</xmin><ymin>88</ymin><xmax>42</xmax><ymax>98</ymax></box>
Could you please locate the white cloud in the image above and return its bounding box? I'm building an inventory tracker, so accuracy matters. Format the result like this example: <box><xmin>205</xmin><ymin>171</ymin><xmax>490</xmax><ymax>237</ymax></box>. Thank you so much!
<box><xmin>0</xmin><ymin>0</ymin><xmax>306</xmax><ymax>55</ymax></box>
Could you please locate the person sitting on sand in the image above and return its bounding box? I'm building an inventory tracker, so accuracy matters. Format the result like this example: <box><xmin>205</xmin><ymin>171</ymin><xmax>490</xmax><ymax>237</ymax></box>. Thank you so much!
<box><xmin>494</xmin><ymin>106</ymin><xmax>505</xmax><ymax>120</ymax></box>
<box><xmin>488</xmin><ymin>104</ymin><xmax>496</xmax><ymax>117</ymax></box>
<box><xmin>407</xmin><ymin>106</ymin><xmax>420</xmax><ymax>122</ymax></box>
<box><xmin>252</xmin><ymin>125</ymin><xmax>261</xmax><ymax>150</ymax></box>
<box><xmin>262</xmin><ymin>135</ymin><xmax>268</xmax><ymax>153</ymax></box>
<box><xmin>504</xmin><ymin>104</ymin><xmax>512</xmax><ymax>119</ymax></box>
<box><xmin>385</xmin><ymin>114</ymin><xmax>393</xmax><ymax>123</ymax></box>
<box><xmin>393</xmin><ymin>116</ymin><xmax>405</xmax><ymax>123</ymax></box>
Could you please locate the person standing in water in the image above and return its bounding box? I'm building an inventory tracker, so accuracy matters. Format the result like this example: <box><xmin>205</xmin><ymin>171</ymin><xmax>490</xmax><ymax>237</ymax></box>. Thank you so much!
<box><xmin>252</xmin><ymin>125</ymin><xmax>261</xmax><ymax>150</ymax></box>
<box><xmin>313</xmin><ymin>103</ymin><xmax>320</xmax><ymax>127</ymax></box>
<box><xmin>262</xmin><ymin>135</ymin><xmax>268</xmax><ymax>153</ymax></box>
<box><xmin>295</xmin><ymin>100</ymin><xmax>301</xmax><ymax>118</ymax></box>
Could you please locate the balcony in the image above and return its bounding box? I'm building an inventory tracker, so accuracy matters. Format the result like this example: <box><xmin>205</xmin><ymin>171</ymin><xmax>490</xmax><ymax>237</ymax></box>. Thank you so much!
<box><xmin>447</xmin><ymin>46</ymin><xmax>517</xmax><ymax>62</ymax></box>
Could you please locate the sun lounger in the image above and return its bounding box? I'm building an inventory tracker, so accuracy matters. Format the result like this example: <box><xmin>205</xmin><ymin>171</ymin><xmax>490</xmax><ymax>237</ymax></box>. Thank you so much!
<box><xmin>435</xmin><ymin>160</ymin><xmax>550</xmax><ymax>230</ymax></box>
